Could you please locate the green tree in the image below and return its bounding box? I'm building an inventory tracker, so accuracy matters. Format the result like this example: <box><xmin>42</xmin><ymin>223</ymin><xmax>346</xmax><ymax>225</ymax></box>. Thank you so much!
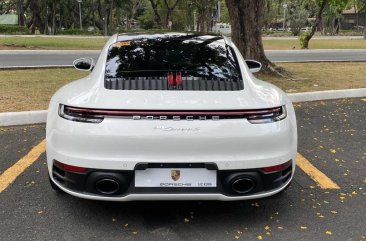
<box><xmin>300</xmin><ymin>0</ymin><xmax>328</xmax><ymax>49</ymax></box>
<box><xmin>287</xmin><ymin>2</ymin><xmax>308</xmax><ymax>36</ymax></box>
<box><xmin>219</xmin><ymin>0</ymin><xmax>230</xmax><ymax>23</ymax></box>
<box><xmin>324</xmin><ymin>0</ymin><xmax>351</xmax><ymax>35</ymax></box>
<box><xmin>191</xmin><ymin>0</ymin><xmax>217</xmax><ymax>32</ymax></box>
<box><xmin>226</xmin><ymin>0</ymin><xmax>278</xmax><ymax>73</ymax></box>
<box><xmin>148</xmin><ymin>0</ymin><xmax>181</xmax><ymax>28</ymax></box>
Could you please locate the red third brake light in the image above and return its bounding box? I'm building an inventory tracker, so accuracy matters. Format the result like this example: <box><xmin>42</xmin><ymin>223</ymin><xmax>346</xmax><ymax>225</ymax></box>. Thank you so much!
<box><xmin>54</xmin><ymin>160</ymin><xmax>87</xmax><ymax>173</ymax></box>
<box><xmin>167</xmin><ymin>71</ymin><xmax>175</xmax><ymax>85</ymax></box>
<box><xmin>176</xmin><ymin>72</ymin><xmax>182</xmax><ymax>85</ymax></box>
<box><xmin>262</xmin><ymin>161</ymin><xmax>291</xmax><ymax>173</ymax></box>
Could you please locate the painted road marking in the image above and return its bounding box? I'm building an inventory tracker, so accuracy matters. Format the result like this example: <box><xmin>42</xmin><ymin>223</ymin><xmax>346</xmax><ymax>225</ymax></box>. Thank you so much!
<box><xmin>296</xmin><ymin>153</ymin><xmax>340</xmax><ymax>189</ymax></box>
<box><xmin>0</xmin><ymin>141</ymin><xmax>339</xmax><ymax>192</ymax></box>
<box><xmin>0</xmin><ymin>139</ymin><xmax>45</xmax><ymax>193</ymax></box>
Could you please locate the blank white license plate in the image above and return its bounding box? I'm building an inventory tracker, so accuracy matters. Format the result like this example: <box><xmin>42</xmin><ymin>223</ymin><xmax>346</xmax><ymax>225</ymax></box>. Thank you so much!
<box><xmin>135</xmin><ymin>168</ymin><xmax>217</xmax><ymax>188</ymax></box>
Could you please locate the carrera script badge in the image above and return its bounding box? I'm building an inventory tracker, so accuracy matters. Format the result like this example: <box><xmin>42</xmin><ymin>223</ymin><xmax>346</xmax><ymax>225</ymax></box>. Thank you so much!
<box><xmin>154</xmin><ymin>126</ymin><xmax>200</xmax><ymax>132</ymax></box>
<box><xmin>171</xmin><ymin>170</ymin><xmax>181</xmax><ymax>181</ymax></box>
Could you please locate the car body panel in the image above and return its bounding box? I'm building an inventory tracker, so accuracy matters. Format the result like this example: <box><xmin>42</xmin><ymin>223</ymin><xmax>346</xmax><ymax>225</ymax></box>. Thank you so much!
<box><xmin>50</xmin><ymin>177</ymin><xmax>293</xmax><ymax>201</ymax></box>
<box><xmin>46</xmin><ymin>33</ymin><xmax>297</xmax><ymax>201</ymax></box>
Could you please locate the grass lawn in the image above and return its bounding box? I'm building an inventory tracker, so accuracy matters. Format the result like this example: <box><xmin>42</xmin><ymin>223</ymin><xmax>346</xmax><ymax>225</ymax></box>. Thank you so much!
<box><xmin>0</xmin><ymin>36</ymin><xmax>365</xmax><ymax>50</ymax></box>
<box><xmin>255</xmin><ymin>62</ymin><xmax>366</xmax><ymax>93</ymax></box>
<box><xmin>0</xmin><ymin>68</ymin><xmax>88</xmax><ymax>112</ymax></box>
<box><xmin>0</xmin><ymin>62</ymin><xmax>365</xmax><ymax>112</ymax></box>
<box><xmin>263</xmin><ymin>39</ymin><xmax>366</xmax><ymax>50</ymax></box>
<box><xmin>0</xmin><ymin>36</ymin><xmax>107</xmax><ymax>50</ymax></box>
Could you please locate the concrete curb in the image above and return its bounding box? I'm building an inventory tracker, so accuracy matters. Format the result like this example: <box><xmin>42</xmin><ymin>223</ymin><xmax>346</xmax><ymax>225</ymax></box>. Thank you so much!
<box><xmin>0</xmin><ymin>65</ymin><xmax>73</xmax><ymax>70</ymax></box>
<box><xmin>0</xmin><ymin>110</ymin><xmax>47</xmax><ymax>127</ymax></box>
<box><xmin>287</xmin><ymin>88</ymin><xmax>366</xmax><ymax>102</ymax></box>
<box><xmin>0</xmin><ymin>50</ymin><xmax>101</xmax><ymax>54</ymax></box>
<box><xmin>1</xmin><ymin>88</ymin><xmax>366</xmax><ymax>127</ymax></box>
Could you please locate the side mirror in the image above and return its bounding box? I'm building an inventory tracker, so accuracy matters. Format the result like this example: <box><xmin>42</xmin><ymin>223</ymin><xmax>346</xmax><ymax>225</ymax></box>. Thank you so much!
<box><xmin>73</xmin><ymin>58</ymin><xmax>94</xmax><ymax>71</ymax></box>
<box><xmin>246</xmin><ymin>60</ymin><xmax>262</xmax><ymax>73</ymax></box>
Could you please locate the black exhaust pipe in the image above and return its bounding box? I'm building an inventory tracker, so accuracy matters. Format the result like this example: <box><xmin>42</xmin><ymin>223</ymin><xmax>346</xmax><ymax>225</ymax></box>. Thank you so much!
<box><xmin>231</xmin><ymin>177</ymin><xmax>256</xmax><ymax>194</ymax></box>
<box><xmin>95</xmin><ymin>178</ymin><xmax>120</xmax><ymax>195</ymax></box>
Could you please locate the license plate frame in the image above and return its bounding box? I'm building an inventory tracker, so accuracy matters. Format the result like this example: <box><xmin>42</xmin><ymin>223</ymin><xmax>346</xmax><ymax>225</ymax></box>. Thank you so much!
<box><xmin>135</xmin><ymin>168</ymin><xmax>217</xmax><ymax>188</ymax></box>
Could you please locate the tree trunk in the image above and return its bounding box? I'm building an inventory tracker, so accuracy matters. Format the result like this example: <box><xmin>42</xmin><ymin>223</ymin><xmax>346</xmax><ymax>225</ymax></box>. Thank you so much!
<box><xmin>354</xmin><ymin>0</ymin><xmax>359</xmax><ymax>28</ymax></box>
<box><xmin>197</xmin><ymin>7</ymin><xmax>209</xmax><ymax>32</ymax></box>
<box><xmin>225</xmin><ymin>0</ymin><xmax>276</xmax><ymax>73</ymax></box>
<box><xmin>163</xmin><ymin>0</ymin><xmax>180</xmax><ymax>28</ymax></box>
<box><xmin>28</xmin><ymin>0</ymin><xmax>44</xmax><ymax>34</ymax></box>
<box><xmin>92</xmin><ymin>0</ymin><xmax>96</xmax><ymax>33</ymax></box>
<box><xmin>302</xmin><ymin>0</ymin><xmax>328</xmax><ymax>49</ymax></box>
<box><xmin>51</xmin><ymin>0</ymin><xmax>56</xmax><ymax>35</ymax></box>
<box><xmin>198</xmin><ymin>5</ymin><xmax>211</xmax><ymax>32</ymax></box>
<box><xmin>335</xmin><ymin>17</ymin><xmax>340</xmax><ymax>34</ymax></box>
<box><xmin>97</xmin><ymin>0</ymin><xmax>109</xmax><ymax>35</ymax></box>
<box><xmin>17</xmin><ymin>0</ymin><xmax>21</xmax><ymax>26</ymax></box>
<box><xmin>108</xmin><ymin>0</ymin><xmax>114</xmax><ymax>33</ymax></box>
<box><xmin>149</xmin><ymin>0</ymin><xmax>162</xmax><ymax>27</ymax></box>
<box><xmin>44</xmin><ymin>0</ymin><xmax>49</xmax><ymax>35</ymax></box>
<box><xmin>193</xmin><ymin>0</ymin><xmax>215</xmax><ymax>33</ymax></box>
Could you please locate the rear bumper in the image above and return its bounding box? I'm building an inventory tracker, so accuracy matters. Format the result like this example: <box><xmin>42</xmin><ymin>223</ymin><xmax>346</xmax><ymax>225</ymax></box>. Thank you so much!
<box><xmin>46</xmin><ymin>103</ymin><xmax>297</xmax><ymax>201</ymax></box>
<box><xmin>46</xmin><ymin>114</ymin><xmax>297</xmax><ymax>171</ymax></box>
<box><xmin>50</xmin><ymin>160</ymin><xmax>294</xmax><ymax>201</ymax></box>
<box><xmin>51</xmin><ymin>180</ymin><xmax>293</xmax><ymax>201</ymax></box>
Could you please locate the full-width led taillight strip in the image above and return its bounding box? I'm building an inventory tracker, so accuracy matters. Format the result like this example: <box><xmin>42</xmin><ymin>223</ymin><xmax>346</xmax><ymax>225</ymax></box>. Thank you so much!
<box><xmin>59</xmin><ymin>104</ymin><xmax>286</xmax><ymax>124</ymax></box>
<box><xmin>64</xmin><ymin>106</ymin><xmax>282</xmax><ymax>116</ymax></box>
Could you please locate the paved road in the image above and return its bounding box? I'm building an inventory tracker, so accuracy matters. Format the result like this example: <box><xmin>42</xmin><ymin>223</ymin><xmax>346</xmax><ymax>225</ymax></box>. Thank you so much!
<box><xmin>268</xmin><ymin>49</ymin><xmax>366</xmax><ymax>62</ymax></box>
<box><xmin>1</xmin><ymin>49</ymin><xmax>366</xmax><ymax>68</ymax></box>
<box><xmin>0</xmin><ymin>98</ymin><xmax>365</xmax><ymax>241</ymax></box>
<box><xmin>0</xmin><ymin>50</ymin><xmax>100</xmax><ymax>68</ymax></box>
<box><xmin>1</xmin><ymin>34</ymin><xmax>364</xmax><ymax>39</ymax></box>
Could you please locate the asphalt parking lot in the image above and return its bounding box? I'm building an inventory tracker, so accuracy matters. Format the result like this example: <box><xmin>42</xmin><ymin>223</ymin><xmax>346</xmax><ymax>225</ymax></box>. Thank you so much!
<box><xmin>0</xmin><ymin>98</ymin><xmax>365</xmax><ymax>241</ymax></box>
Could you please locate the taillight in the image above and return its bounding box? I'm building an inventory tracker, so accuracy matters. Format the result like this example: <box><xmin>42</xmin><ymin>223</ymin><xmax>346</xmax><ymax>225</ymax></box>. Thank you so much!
<box><xmin>176</xmin><ymin>72</ymin><xmax>182</xmax><ymax>85</ymax></box>
<box><xmin>262</xmin><ymin>160</ymin><xmax>291</xmax><ymax>173</ymax></box>
<box><xmin>247</xmin><ymin>106</ymin><xmax>287</xmax><ymax>124</ymax></box>
<box><xmin>54</xmin><ymin>160</ymin><xmax>87</xmax><ymax>173</ymax></box>
<box><xmin>59</xmin><ymin>105</ymin><xmax>104</xmax><ymax>123</ymax></box>
<box><xmin>58</xmin><ymin>104</ymin><xmax>286</xmax><ymax>123</ymax></box>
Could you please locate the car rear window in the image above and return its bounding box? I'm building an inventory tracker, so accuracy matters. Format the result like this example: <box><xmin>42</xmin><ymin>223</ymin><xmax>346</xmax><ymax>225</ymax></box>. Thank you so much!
<box><xmin>104</xmin><ymin>35</ymin><xmax>243</xmax><ymax>91</ymax></box>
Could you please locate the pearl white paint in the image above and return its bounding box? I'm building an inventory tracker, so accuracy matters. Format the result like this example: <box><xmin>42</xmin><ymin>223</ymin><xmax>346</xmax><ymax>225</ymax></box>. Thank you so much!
<box><xmin>46</xmin><ymin>34</ymin><xmax>298</xmax><ymax>201</ymax></box>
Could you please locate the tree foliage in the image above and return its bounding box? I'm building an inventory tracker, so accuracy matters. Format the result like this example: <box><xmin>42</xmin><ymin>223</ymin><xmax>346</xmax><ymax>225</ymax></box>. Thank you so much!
<box><xmin>1</xmin><ymin>0</ymin><xmax>364</xmax><ymax>40</ymax></box>
<box><xmin>287</xmin><ymin>3</ymin><xmax>309</xmax><ymax>35</ymax></box>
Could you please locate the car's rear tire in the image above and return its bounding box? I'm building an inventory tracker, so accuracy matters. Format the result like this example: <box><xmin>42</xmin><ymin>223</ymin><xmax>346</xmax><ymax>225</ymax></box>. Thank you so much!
<box><xmin>49</xmin><ymin>176</ymin><xmax>63</xmax><ymax>193</ymax></box>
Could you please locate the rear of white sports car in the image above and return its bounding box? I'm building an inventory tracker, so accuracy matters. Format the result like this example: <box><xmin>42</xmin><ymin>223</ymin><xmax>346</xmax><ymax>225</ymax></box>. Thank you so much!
<box><xmin>46</xmin><ymin>33</ymin><xmax>297</xmax><ymax>201</ymax></box>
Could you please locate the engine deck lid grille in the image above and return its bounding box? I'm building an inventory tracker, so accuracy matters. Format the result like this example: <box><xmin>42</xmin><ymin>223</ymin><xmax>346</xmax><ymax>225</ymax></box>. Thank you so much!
<box><xmin>105</xmin><ymin>76</ymin><xmax>243</xmax><ymax>91</ymax></box>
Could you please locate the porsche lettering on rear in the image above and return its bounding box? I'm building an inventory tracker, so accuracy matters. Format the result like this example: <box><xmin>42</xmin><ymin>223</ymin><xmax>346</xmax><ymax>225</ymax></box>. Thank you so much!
<box><xmin>132</xmin><ymin>115</ymin><xmax>220</xmax><ymax>121</ymax></box>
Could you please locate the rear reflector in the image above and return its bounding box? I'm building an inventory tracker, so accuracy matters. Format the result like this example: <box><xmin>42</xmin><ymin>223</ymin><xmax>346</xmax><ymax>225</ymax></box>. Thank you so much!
<box><xmin>54</xmin><ymin>160</ymin><xmax>87</xmax><ymax>173</ymax></box>
<box><xmin>262</xmin><ymin>161</ymin><xmax>291</xmax><ymax>173</ymax></box>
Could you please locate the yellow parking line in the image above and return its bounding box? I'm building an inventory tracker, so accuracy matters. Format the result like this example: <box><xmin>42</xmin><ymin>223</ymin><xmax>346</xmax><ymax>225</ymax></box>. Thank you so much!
<box><xmin>0</xmin><ymin>139</ymin><xmax>45</xmax><ymax>193</ymax></box>
<box><xmin>296</xmin><ymin>153</ymin><xmax>340</xmax><ymax>189</ymax></box>
<box><xmin>0</xmin><ymin>139</ymin><xmax>339</xmax><ymax>192</ymax></box>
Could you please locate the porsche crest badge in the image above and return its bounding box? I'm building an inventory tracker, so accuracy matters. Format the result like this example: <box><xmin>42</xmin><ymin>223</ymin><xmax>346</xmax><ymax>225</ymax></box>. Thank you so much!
<box><xmin>171</xmin><ymin>170</ymin><xmax>180</xmax><ymax>181</ymax></box>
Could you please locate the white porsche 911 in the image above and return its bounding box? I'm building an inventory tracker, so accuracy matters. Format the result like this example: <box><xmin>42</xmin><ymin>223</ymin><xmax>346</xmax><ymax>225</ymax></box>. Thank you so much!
<box><xmin>46</xmin><ymin>33</ymin><xmax>297</xmax><ymax>201</ymax></box>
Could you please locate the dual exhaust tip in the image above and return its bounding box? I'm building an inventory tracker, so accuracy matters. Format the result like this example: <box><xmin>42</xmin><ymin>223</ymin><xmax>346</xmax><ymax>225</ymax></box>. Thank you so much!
<box><xmin>95</xmin><ymin>178</ymin><xmax>120</xmax><ymax>195</ymax></box>
<box><xmin>94</xmin><ymin>175</ymin><xmax>257</xmax><ymax>196</ymax></box>
<box><xmin>230</xmin><ymin>176</ymin><xmax>256</xmax><ymax>194</ymax></box>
